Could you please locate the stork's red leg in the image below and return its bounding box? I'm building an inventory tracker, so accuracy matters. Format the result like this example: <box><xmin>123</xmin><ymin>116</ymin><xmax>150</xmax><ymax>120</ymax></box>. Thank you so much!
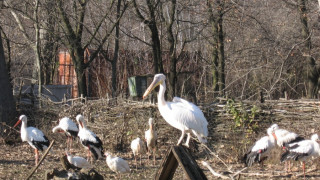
<box><xmin>35</xmin><ymin>149</ymin><xmax>39</xmax><ymax>165</ymax></box>
<box><xmin>303</xmin><ymin>162</ymin><xmax>306</xmax><ymax>180</ymax></box>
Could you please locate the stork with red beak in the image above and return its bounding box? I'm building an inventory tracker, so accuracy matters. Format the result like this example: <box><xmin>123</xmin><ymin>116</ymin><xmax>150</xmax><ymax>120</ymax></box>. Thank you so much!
<box><xmin>76</xmin><ymin>114</ymin><xmax>103</xmax><ymax>162</ymax></box>
<box><xmin>13</xmin><ymin>115</ymin><xmax>50</xmax><ymax>165</ymax></box>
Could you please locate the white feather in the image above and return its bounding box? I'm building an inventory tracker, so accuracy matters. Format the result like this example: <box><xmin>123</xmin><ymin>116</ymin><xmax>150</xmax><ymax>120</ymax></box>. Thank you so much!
<box><xmin>67</xmin><ymin>154</ymin><xmax>92</xmax><ymax>169</ymax></box>
<box><xmin>52</xmin><ymin>117</ymin><xmax>78</xmax><ymax>135</ymax></box>
<box><xmin>131</xmin><ymin>137</ymin><xmax>146</xmax><ymax>156</ymax></box>
<box><xmin>106</xmin><ymin>153</ymin><xmax>130</xmax><ymax>174</ymax></box>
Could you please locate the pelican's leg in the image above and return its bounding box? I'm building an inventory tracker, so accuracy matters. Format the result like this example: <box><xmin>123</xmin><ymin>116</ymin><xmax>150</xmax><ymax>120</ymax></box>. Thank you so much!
<box><xmin>184</xmin><ymin>133</ymin><xmax>191</xmax><ymax>147</ymax></box>
<box><xmin>177</xmin><ymin>130</ymin><xmax>186</xmax><ymax>145</ymax></box>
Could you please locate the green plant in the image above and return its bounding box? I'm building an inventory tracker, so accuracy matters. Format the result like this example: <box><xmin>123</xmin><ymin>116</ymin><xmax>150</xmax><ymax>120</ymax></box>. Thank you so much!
<box><xmin>225</xmin><ymin>99</ymin><xmax>259</xmax><ymax>134</ymax></box>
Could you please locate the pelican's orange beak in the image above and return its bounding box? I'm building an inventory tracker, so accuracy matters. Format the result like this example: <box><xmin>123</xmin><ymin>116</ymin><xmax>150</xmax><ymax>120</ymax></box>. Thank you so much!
<box><xmin>143</xmin><ymin>79</ymin><xmax>162</xmax><ymax>99</ymax></box>
<box><xmin>13</xmin><ymin>119</ymin><xmax>22</xmax><ymax>128</ymax></box>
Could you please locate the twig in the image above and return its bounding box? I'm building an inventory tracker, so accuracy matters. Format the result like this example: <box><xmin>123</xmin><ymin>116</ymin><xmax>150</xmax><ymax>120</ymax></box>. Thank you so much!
<box><xmin>295</xmin><ymin>167</ymin><xmax>317</xmax><ymax>177</ymax></box>
<box><xmin>202</xmin><ymin>161</ymin><xmax>230</xmax><ymax>179</ymax></box>
<box><xmin>231</xmin><ymin>167</ymin><xmax>248</xmax><ymax>178</ymax></box>
<box><xmin>2</xmin><ymin>122</ymin><xmax>20</xmax><ymax>133</ymax></box>
<box><xmin>26</xmin><ymin>140</ymin><xmax>55</xmax><ymax>180</ymax></box>
<box><xmin>200</xmin><ymin>143</ymin><xmax>232</xmax><ymax>171</ymax></box>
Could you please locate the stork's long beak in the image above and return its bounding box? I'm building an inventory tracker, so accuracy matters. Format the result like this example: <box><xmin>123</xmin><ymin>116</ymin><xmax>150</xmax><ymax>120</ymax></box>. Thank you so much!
<box><xmin>272</xmin><ymin>133</ymin><xmax>277</xmax><ymax>140</ymax></box>
<box><xmin>13</xmin><ymin>119</ymin><xmax>21</xmax><ymax>128</ymax></box>
<box><xmin>143</xmin><ymin>79</ymin><xmax>162</xmax><ymax>99</ymax></box>
<box><xmin>79</xmin><ymin>121</ymin><xmax>84</xmax><ymax>128</ymax></box>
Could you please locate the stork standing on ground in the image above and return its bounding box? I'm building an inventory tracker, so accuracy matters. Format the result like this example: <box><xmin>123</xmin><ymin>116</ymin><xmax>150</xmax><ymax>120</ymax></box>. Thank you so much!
<box><xmin>13</xmin><ymin>115</ymin><xmax>50</xmax><ymax>165</ymax></box>
<box><xmin>52</xmin><ymin>117</ymin><xmax>79</xmax><ymax>150</ymax></box>
<box><xmin>105</xmin><ymin>152</ymin><xmax>130</xmax><ymax>179</ymax></box>
<box><xmin>130</xmin><ymin>137</ymin><xmax>146</xmax><ymax>168</ymax></box>
<box><xmin>145</xmin><ymin>117</ymin><xmax>157</xmax><ymax>165</ymax></box>
<box><xmin>66</xmin><ymin>152</ymin><xmax>92</xmax><ymax>170</ymax></box>
<box><xmin>76</xmin><ymin>114</ymin><xmax>103</xmax><ymax>162</ymax></box>
<box><xmin>142</xmin><ymin>74</ymin><xmax>208</xmax><ymax>147</ymax></box>
<box><xmin>243</xmin><ymin>126</ymin><xmax>276</xmax><ymax>167</ymax></box>
<box><xmin>270</xmin><ymin>123</ymin><xmax>304</xmax><ymax>171</ymax></box>
<box><xmin>280</xmin><ymin>134</ymin><xmax>320</xmax><ymax>180</ymax></box>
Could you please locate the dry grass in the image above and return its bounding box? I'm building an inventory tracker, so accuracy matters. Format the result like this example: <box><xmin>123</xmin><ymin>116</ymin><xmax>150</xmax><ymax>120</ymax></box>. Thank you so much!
<box><xmin>1</xmin><ymin>98</ymin><xmax>320</xmax><ymax>179</ymax></box>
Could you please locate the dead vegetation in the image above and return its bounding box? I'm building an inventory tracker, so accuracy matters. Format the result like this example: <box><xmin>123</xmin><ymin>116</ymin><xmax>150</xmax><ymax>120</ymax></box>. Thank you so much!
<box><xmin>1</xmin><ymin>97</ymin><xmax>320</xmax><ymax>179</ymax></box>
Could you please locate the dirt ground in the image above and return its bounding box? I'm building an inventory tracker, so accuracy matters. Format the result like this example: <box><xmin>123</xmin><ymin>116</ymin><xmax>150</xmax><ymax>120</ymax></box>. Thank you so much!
<box><xmin>1</xmin><ymin>98</ymin><xmax>320</xmax><ymax>179</ymax></box>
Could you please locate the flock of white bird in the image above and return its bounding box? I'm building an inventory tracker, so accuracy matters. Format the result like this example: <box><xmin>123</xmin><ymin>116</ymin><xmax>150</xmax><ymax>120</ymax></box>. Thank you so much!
<box><xmin>13</xmin><ymin>73</ymin><xmax>210</xmax><ymax>178</ymax></box>
<box><xmin>243</xmin><ymin>123</ymin><xmax>320</xmax><ymax>179</ymax></box>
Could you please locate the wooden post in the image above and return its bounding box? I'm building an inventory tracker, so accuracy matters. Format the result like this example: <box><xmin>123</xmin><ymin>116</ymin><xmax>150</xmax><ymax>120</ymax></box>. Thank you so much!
<box><xmin>155</xmin><ymin>146</ymin><xmax>207</xmax><ymax>180</ymax></box>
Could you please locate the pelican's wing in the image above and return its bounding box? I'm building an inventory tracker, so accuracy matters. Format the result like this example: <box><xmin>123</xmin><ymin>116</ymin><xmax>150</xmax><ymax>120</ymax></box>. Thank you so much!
<box><xmin>164</xmin><ymin>98</ymin><xmax>208</xmax><ymax>137</ymax></box>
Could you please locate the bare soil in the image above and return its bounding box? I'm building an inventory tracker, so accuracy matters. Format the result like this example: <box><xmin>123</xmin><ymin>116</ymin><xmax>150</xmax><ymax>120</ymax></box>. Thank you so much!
<box><xmin>1</xmin><ymin>98</ymin><xmax>320</xmax><ymax>179</ymax></box>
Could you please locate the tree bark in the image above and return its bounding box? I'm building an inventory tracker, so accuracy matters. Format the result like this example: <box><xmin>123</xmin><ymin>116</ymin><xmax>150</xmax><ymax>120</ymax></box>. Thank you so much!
<box><xmin>298</xmin><ymin>0</ymin><xmax>318</xmax><ymax>98</ymax></box>
<box><xmin>0</xmin><ymin>33</ymin><xmax>16</xmax><ymax>128</ymax></box>
<box><xmin>208</xmin><ymin>0</ymin><xmax>225</xmax><ymax>96</ymax></box>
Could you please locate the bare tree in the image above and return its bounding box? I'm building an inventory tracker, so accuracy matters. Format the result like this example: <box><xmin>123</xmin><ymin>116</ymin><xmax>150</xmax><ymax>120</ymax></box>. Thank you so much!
<box><xmin>0</xmin><ymin>31</ymin><xmax>16</xmax><ymax>128</ymax></box>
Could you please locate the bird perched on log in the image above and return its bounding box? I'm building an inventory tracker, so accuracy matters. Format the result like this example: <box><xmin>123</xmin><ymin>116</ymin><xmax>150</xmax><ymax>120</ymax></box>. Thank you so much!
<box><xmin>243</xmin><ymin>126</ymin><xmax>276</xmax><ymax>167</ymax></box>
<box><xmin>280</xmin><ymin>134</ymin><xmax>320</xmax><ymax>179</ymax></box>
<box><xmin>13</xmin><ymin>115</ymin><xmax>50</xmax><ymax>165</ymax></box>
<box><xmin>145</xmin><ymin>117</ymin><xmax>157</xmax><ymax>165</ymax></box>
<box><xmin>52</xmin><ymin>117</ymin><xmax>79</xmax><ymax>150</ymax></box>
<box><xmin>130</xmin><ymin>137</ymin><xmax>147</xmax><ymax>168</ymax></box>
<box><xmin>105</xmin><ymin>152</ymin><xmax>130</xmax><ymax>179</ymax></box>
<box><xmin>143</xmin><ymin>74</ymin><xmax>208</xmax><ymax>147</ymax></box>
<box><xmin>76</xmin><ymin>114</ymin><xmax>103</xmax><ymax>162</ymax></box>
<box><xmin>66</xmin><ymin>152</ymin><xmax>92</xmax><ymax>170</ymax></box>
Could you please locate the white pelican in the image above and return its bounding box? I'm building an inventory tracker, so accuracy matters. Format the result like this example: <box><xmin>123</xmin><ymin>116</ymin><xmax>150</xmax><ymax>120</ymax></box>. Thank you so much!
<box><xmin>145</xmin><ymin>117</ymin><xmax>157</xmax><ymax>165</ymax></box>
<box><xmin>130</xmin><ymin>137</ymin><xmax>147</xmax><ymax>168</ymax></box>
<box><xmin>52</xmin><ymin>117</ymin><xmax>79</xmax><ymax>150</ymax></box>
<box><xmin>13</xmin><ymin>115</ymin><xmax>50</xmax><ymax>165</ymax></box>
<box><xmin>105</xmin><ymin>152</ymin><xmax>130</xmax><ymax>179</ymax></box>
<box><xmin>66</xmin><ymin>152</ymin><xmax>92</xmax><ymax>170</ymax></box>
<box><xmin>243</xmin><ymin>126</ymin><xmax>276</xmax><ymax>167</ymax></box>
<box><xmin>76</xmin><ymin>114</ymin><xmax>103</xmax><ymax>161</ymax></box>
<box><xmin>143</xmin><ymin>74</ymin><xmax>208</xmax><ymax>147</ymax></box>
<box><xmin>280</xmin><ymin>134</ymin><xmax>320</xmax><ymax>179</ymax></box>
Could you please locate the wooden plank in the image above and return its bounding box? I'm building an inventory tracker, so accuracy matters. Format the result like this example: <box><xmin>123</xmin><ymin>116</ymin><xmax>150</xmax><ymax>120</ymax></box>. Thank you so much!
<box><xmin>172</xmin><ymin>146</ymin><xmax>207</xmax><ymax>180</ymax></box>
<box><xmin>155</xmin><ymin>146</ymin><xmax>179</xmax><ymax>180</ymax></box>
<box><xmin>155</xmin><ymin>146</ymin><xmax>207</xmax><ymax>180</ymax></box>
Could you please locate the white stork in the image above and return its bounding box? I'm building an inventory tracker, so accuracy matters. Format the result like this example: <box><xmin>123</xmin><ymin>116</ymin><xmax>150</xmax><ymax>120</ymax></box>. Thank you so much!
<box><xmin>13</xmin><ymin>115</ymin><xmax>50</xmax><ymax>165</ymax></box>
<box><xmin>243</xmin><ymin>126</ymin><xmax>276</xmax><ymax>167</ymax></box>
<box><xmin>66</xmin><ymin>152</ymin><xmax>92</xmax><ymax>170</ymax></box>
<box><xmin>105</xmin><ymin>152</ymin><xmax>130</xmax><ymax>179</ymax></box>
<box><xmin>145</xmin><ymin>117</ymin><xmax>157</xmax><ymax>165</ymax></box>
<box><xmin>280</xmin><ymin>134</ymin><xmax>320</xmax><ymax>179</ymax></box>
<box><xmin>76</xmin><ymin>114</ymin><xmax>103</xmax><ymax>162</ymax></box>
<box><xmin>142</xmin><ymin>74</ymin><xmax>208</xmax><ymax>147</ymax></box>
<box><xmin>270</xmin><ymin>123</ymin><xmax>304</xmax><ymax>171</ymax></box>
<box><xmin>130</xmin><ymin>137</ymin><xmax>146</xmax><ymax>168</ymax></box>
<box><xmin>52</xmin><ymin>117</ymin><xmax>79</xmax><ymax>150</ymax></box>
<box><xmin>270</xmin><ymin>124</ymin><xmax>304</xmax><ymax>148</ymax></box>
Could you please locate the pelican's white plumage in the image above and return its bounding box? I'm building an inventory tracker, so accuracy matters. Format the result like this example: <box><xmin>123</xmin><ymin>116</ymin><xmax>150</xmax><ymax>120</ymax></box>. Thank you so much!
<box><xmin>66</xmin><ymin>152</ymin><xmax>92</xmax><ymax>170</ymax></box>
<box><xmin>14</xmin><ymin>115</ymin><xmax>50</xmax><ymax>165</ymax></box>
<box><xmin>280</xmin><ymin>134</ymin><xmax>320</xmax><ymax>178</ymax></box>
<box><xmin>131</xmin><ymin>137</ymin><xmax>146</xmax><ymax>167</ymax></box>
<box><xmin>143</xmin><ymin>74</ymin><xmax>208</xmax><ymax>147</ymax></box>
<box><xmin>243</xmin><ymin>126</ymin><xmax>276</xmax><ymax>167</ymax></box>
<box><xmin>76</xmin><ymin>114</ymin><xmax>103</xmax><ymax>160</ymax></box>
<box><xmin>52</xmin><ymin>117</ymin><xmax>79</xmax><ymax>149</ymax></box>
<box><xmin>145</xmin><ymin>118</ymin><xmax>157</xmax><ymax>165</ymax></box>
<box><xmin>105</xmin><ymin>152</ymin><xmax>130</xmax><ymax>178</ymax></box>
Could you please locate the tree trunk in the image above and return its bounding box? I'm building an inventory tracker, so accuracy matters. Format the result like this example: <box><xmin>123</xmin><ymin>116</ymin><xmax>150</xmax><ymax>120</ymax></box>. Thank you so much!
<box><xmin>298</xmin><ymin>0</ymin><xmax>318</xmax><ymax>98</ymax></box>
<box><xmin>0</xmin><ymin>34</ymin><xmax>16</xmax><ymax>128</ymax></box>
<box><xmin>208</xmin><ymin>0</ymin><xmax>225</xmax><ymax>96</ymax></box>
